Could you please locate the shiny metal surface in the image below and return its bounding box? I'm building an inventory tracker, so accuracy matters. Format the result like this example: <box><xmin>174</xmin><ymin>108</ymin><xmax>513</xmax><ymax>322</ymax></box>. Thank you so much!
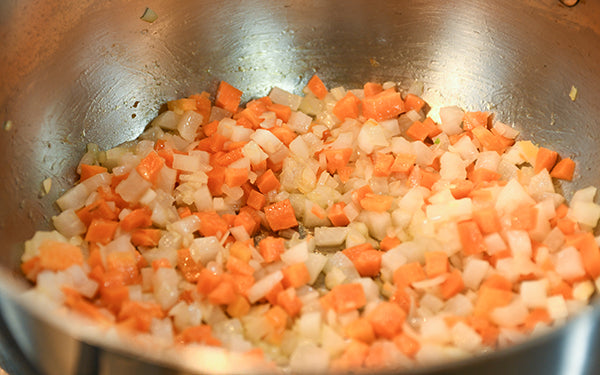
<box><xmin>1</xmin><ymin>0</ymin><xmax>600</xmax><ymax>374</ymax></box>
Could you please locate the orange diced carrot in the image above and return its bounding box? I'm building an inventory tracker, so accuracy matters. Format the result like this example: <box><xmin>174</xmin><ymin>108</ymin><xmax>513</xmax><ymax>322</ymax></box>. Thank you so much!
<box><xmin>224</xmin><ymin>167</ymin><xmax>249</xmax><ymax>187</ymax></box>
<box><xmin>424</xmin><ymin>251</ymin><xmax>449</xmax><ymax>278</ymax></box>
<box><xmin>406</xmin><ymin>119</ymin><xmax>438</xmax><ymax>141</ymax></box>
<box><xmin>363</xmin><ymin>82</ymin><xmax>384</xmax><ymax>98</ymax></box>
<box><xmin>403</xmin><ymin>94</ymin><xmax>427</xmax><ymax>113</ymax></box>
<box><xmin>390</xmin><ymin>153</ymin><xmax>416</xmax><ymax>174</ymax></box>
<box><xmin>351</xmin><ymin>184</ymin><xmax>374</xmax><ymax>205</ymax></box>
<box><xmin>188</xmin><ymin>92</ymin><xmax>211</xmax><ymax>125</ymax></box>
<box><xmin>366</xmin><ymin>301</ymin><xmax>406</xmax><ymax>339</ymax></box>
<box><xmin>327</xmin><ymin>202</ymin><xmax>350</xmax><ymax>227</ymax></box>
<box><xmin>323</xmin><ymin>283</ymin><xmax>367</xmax><ymax>313</ymax></box>
<box><xmin>380</xmin><ymin>235</ymin><xmax>401</xmax><ymax>251</ymax></box>
<box><xmin>208</xmin><ymin>280</ymin><xmax>237</xmax><ymax>305</ymax></box>
<box><xmin>473</xmin><ymin>286</ymin><xmax>513</xmax><ymax>317</ymax></box>
<box><xmin>227</xmin><ymin>295</ymin><xmax>251</xmax><ymax>318</ymax></box>
<box><xmin>264</xmin><ymin>199</ymin><xmax>298</xmax><ymax>231</ymax></box>
<box><xmin>359</xmin><ymin>193</ymin><xmax>393</xmax><ymax>212</ymax></box>
<box><xmin>393</xmin><ymin>333</ymin><xmax>421</xmax><ymax>358</ymax></box>
<box><xmin>258</xmin><ymin>236</ymin><xmax>285</xmax><ymax>263</ymax></box>
<box><xmin>215</xmin><ymin>81</ymin><xmax>242</xmax><ymax>113</ymax></box>
<box><xmin>511</xmin><ymin>204</ymin><xmax>538</xmax><ymax>231</ymax></box>
<box><xmin>76</xmin><ymin>199</ymin><xmax>119</xmax><ymax>227</ymax></box>
<box><xmin>282</xmin><ymin>262</ymin><xmax>311</xmax><ymax>288</ymax></box>
<box><xmin>120</xmin><ymin>207</ymin><xmax>153</xmax><ymax>232</ymax></box>
<box><xmin>457</xmin><ymin>219</ymin><xmax>487</xmax><ymax>255</ymax></box>
<box><xmin>270</xmin><ymin>125</ymin><xmax>297</xmax><ymax>146</ymax></box>
<box><xmin>522</xmin><ymin>308</ymin><xmax>552</xmax><ymax>332</ymax></box>
<box><xmin>131</xmin><ymin>228</ymin><xmax>161</xmax><ymax>247</ymax></box>
<box><xmin>469</xmin><ymin>168</ymin><xmax>501</xmax><ymax>185</ymax></box>
<box><xmin>568</xmin><ymin>232</ymin><xmax>600</xmax><ymax>279</ymax></box>
<box><xmin>450</xmin><ymin>179</ymin><xmax>474</xmax><ymax>199</ymax></box>
<box><xmin>550</xmin><ymin>158</ymin><xmax>576</xmax><ymax>181</ymax></box>
<box><xmin>136</xmin><ymin>151</ymin><xmax>164</xmax><ymax>184</ymax></box>
<box><xmin>393</xmin><ymin>262</ymin><xmax>427</xmax><ymax>287</ymax></box>
<box><xmin>85</xmin><ymin>219</ymin><xmax>119</xmax><ymax>245</ymax></box>
<box><xmin>195</xmin><ymin>211</ymin><xmax>229</xmax><ymax>239</ymax></box>
<box><xmin>255</xmin><ymin>169</ymin><xmax>281</xmax><ymax>194</ymax></box>
<box><xmin>38</xmin><ymin>240</ymin><xmax>84</xmax><ymax>271</ymax></box>
<box><xmin>176</xmin><ymin>325</ymin><xmax>221</xmax><ymax>346</ymax></box>
<box><xmin>118</xmin><ymin>300</ymin><xmax>164</xmax><ymax>332</ymax></box>
<box><xmin>534</xmin><ymin>147</ymin><xmax>559</xmax><ymax>174</ymax></box>
<box><xmin>306</xmin><ymin>74</ymin><xmax>328</xmax><ymax>100</ymax></box>
<box><xmin>167</xmin><ymin>98</ymin><xmax>197</xmax><ymax>113</ymax></box>
<box><xmin>62</xmin><ymin>287</ymin><xmax>111</xmax><ymax>324</ymax></box>
<box><xmin>202</xmin><ymin>120</ymin><xmax>219</xmax><ymax>137</ymax></box>
<box><xmin>440</xmin><ymin>269</ymin><xmax>465</xmax><ymax>299</ymax></box>
<box><xmin>234</xmin><ymin>210</ymin><xmax>259</xmax><ymax>236</ymax></box>
<box><xmin>226</xmin><ymin>255</ymin><xmax>255</xmax><ymax>276</ymax></box>
<box><xmin>333</xmin><ymin>91</ymin><xmax>361</xmax><ymax>121</ymax></box>
<box><xmin>372</xmin><ymin>152</ymin><xmax>395</xmax><ymax>177</ymax></box>
<box><xmin>471</xmin><ymin>127</ymin><xmax>511</xmax><ymax>153</ymax></box>
<box><xmin>79</xmin><ymin>164</ymin><xmax>108</xmax><ymax>182</ymax></box>
<box><xmin>276</xmin><ymin>288</ymin><xmax>303</xmax><ymax>317</ymax></box>
<box><xmin>344</xmin><ymin>318</ymin><xmax>375</xmax><ymax>344</ymax></box>
<box><xmin>362</xmin><ymin>89</ymin><xmax>405</xmax><ymax>121</ymax></box>
<box><xmin>343</xmin><ymin>244</ymin><xmax>382</xmax><ymax>277</ymax></box>
<box><xmin>177</xmin><ymin>248</ymin><xmax>203</xmax><ymax>283</ymax></box>
<box><xmin>331</xmin><ymin>341</ymin><xmax>369</xmax><ymax>371</ymax></box>
<box><xmin>324</xmin><ymin>148</ymin><xmax>353</xmax><ymax>174</ymax></box>
<box><xmin>246</xmin><ymin>188</ymin><xmax>267</xmax><ymax>211</ymax></box>
<box><xmin>472</xmin><ymin>206</ymin><xmax>502</xmax><ymax>234</ymax></box>
<box><xmin>462</xmin><ymin>111</ymin><xmax>489</xmax><ymax>130</ymax></box>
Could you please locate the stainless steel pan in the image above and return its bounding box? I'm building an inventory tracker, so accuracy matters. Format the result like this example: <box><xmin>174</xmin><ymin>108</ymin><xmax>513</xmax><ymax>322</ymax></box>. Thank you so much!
<box><xmin>2</xmin><ymin>0</ymin><xmax>600</xmax><ymax>374</ymax></box>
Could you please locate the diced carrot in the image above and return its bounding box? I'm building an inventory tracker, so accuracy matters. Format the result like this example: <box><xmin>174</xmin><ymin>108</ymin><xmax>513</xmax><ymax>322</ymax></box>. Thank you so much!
<box><xmin>332</xmin><ymin>91</ymin><xmax>361</xmax><ymax>121</ymax></box>
<box><xmin>167</xmin><ymin>98</ymin><xmax>197</xmax><ymax>113</ymax></box>
<box><xmin>522</xmin><ymin>308</ymin><xmax>552</xmax><ymax>332</ymax></box>
<box><xmin>473</xmin><ymin>286</ymin><xmax>514</xmax><ymax>317</ymax></box>
<box><xmin>255</xmin><ymin>169</ymin><xmax>281</xmax><ymax>194</ymax></box>
<box><xmin>264</xmin><ymin>199</ymin><xmax>298</xmax><ymax>232</ymax></box>
<box><xmin>408</xmin><ymin>167</ymin><xmax>440</xmax><ymax>189</ymax></box>
<box><xmin>471</xmin><ymin>127</ymin><xmax>511</xmax><ymax>153</ymax></box>
<box><xmin>37</xmin><ymin>240</ymin><xmax>83</xmax><ymax>272</ymax></box>
<box><xmin>62</xmin><ymin>287</ymin><xmax>110</xmax><ymax>324</ymax></box>
<box><xmin>120</xmin><ymin>207</ymin><xmax>153</xmax><ymax>232</ymax></box>
<box><xmin>224</xmin><ymin>167</ymin><xmax>248</xmax><ymax>188</ymax></box>
<box><xmin>331</xmin><ymin>341</ymin><xmax>369</xmax><ymax>371</ymax></box>
<box><xmin>235</xmin><ymin>108</ymin><xmax>262</xmax><ymax>128</ymax></box>
<box><xmin>550</xmin><ymin>280</ymin><xmax>573</xmax><ymax>300</ymax></box>
<box><xmin>267</xmin><ymin>103</ymin><xmax>292</xmax><ymax>123</ymax></box>
<box><xmin>207</xmin><ymin>165</ymin><xmax>226</xmax><ymax>196</ymax></box>
<box><xmin>21</xmin><ymin>256</ymin><xmax>42</xmax><ymax>281</ymax></box>
<box><xmin>362</xmin><ymin>89</ymin><xmax>405</xmax><ymax>122</ymax></box>
<box><xmin>85</xmin><ymin>219</ymin><xmax>119</xmax><ymax>245</ymax></box>
<box><xmin>372</xmin><ymin>152</ymin><xmax>395</xmax><ymax>177</ymax></box>
<box><xmin>226</xmin><ymin>255</ymin><xmax>255</xmax><ymax>276</ymax></box>
<box><xmin>226</xmin><ymin>295</ymin><xmax>251</xmax><ymax>318</ymax></box>
<box><xmin>98</xmin><ymin>271</ymin><xmax>129</xmax><ymax>313</ymax></box>
<box><xmin>195</xmin><ymin>211</ymin><xmax>229</xmax><ymax>239</ymax></box>
<box><xmin>229</xmin><ymin>240</ymin><xmax>252</xmax><ymax>262</ymax></box>
<box><xmin>196</xmin><ymin>268</ymin><xmax>224</xmax><ymax>295</ymax></box>
<box><xmin>215</xmin><ymin>81</ymin><xmax>242</xmax><ymax>113</ymax></box>
<box><xmin>106</xmin><ymin>250</ymin><xmax>140</xmax><ymax>284</ymax></box>
<box><xmin>366</xmin><ymin>301</ymin><xmax>406</xmax><ymax>339</ymax></box>
<box><xmin>79</xmin><ymin>164</ymin><xmax>108</xmax><ymax>182</ymax></box>
<box><xmin>281</xmin><ymin>262</ymin><xmax>310</xmax><ymax>288</ymax></box>
<box><xmin>550</xmin><ymin>158</ymin><xmax>576</xmax><ymax>181</ymax></box>
<box><xmin>324</xmin><ymin>148</ymin><xmax>353</xmax><ymax>174</ymax></box>
<box><xmin>323</xmin><ymin>283</ymin><xmax>367</xmax><ymax>313</ymax></box>
<box><xmin>188</xmin><ymin>92</ymin><xmax>211</xmax><ymax>125</ymax></box>
<box><xmin>534</xmin><ymin>147</ymin><xmax>559</xmax><ymax>174</ymax></box>
<box><xmin>468</xmin><ymin>168</ymin><xmax>501</xmax><ymax>185</ymax></box>
<box><xmin>363</xmin><ymin>82</ymin><xmax>383</xmax><ymax>98</ymax></box>
<box><xmin>511</xmin><ymin>204</ymin><xmax>538</xmax><ymax>231</ymax></box>
<box><xmin>264</xmin><ymin>305</ymin><xmax>289</xmax><ymax>344</ymax></box>
<box><xmin>306</xmin><ymin>74</ymin><xmax>328</xmax><ymax>100</ymax></box>
<box><xmin>472</xmin><ymin>206</ymin><xmax>502</xmax><ymax>234</ymax></box>
<box><xmin>450</xmin><ymin>179</ymin><xmax>474</xmax><ymax>199</ymax></box>
<box><xmin>380</xmin><ymin>235</ymin><xmax>401</xmax><ymax>251</ymax></box>
<box><xmin>556</xmin><ymin>218</ymin><xmax>579</xmax><ymax>235</ymax></box>
<box><xmin>467</xmin><ymin>316</ymin><xmax>499</xmax><ymax>347</ymax></box>
<box><xmin>342</xmin><ymin>244</ymin><xmax>382</xmax><ymax>277</ymax></box>
<box><xmin>118</xmin><ymin>300</ymin><xmax>164</xmax><ymax>332</ymax></box>
<box><xmin>480</xmin><ymin>274</ymin><xmax>513</xmax><ymax>291</ymax></box>
<box><xmin>462</xmin><ymin>111</ymin><xmax>489</xmax><ymax>130</ymax></box>
<box><xmin>568</xmin><ymin>232</ymin><xmax>600</xmax><ymax>278</ymax></box>
<box><xmin>425</xmin><ymin>251</ymin><xmax>449</xmax><ymax>278</ymax></box>
<box><xmin>233</xmin><ymin>210</ymin><xmax>259</xmax><ymax>236</ymax></box>
<box><xmin>328</xmin><ymin>202</ymin><xmax>350</xmax><ymax>227</ymax></box>
<box><xmin>131</xmin><ymin>228</ymin><xmax>162</xmax><ymax>247</ymax></box>
<box><xmin>76</xmin><ymin>199</ymin><xmax>119</xmax><ymax>227</ymax></box>
<box><xmin>404</xmin><ymin>94</ymin><xmax>426</xmax><ymax>113</ymax></box>
<box><xmin>276</xmin><ymin>287</ymin><xmax>303</xmax><ymax>317</ymax></box>
<box><xmin>258</xmin><ymin>236</ymin><xmax>285</xmax><ymax>263</ymax></box>
<box><xmin>214</xmin><ymin>148</ymin><xmax>244</xmax><ymax>166</ymax></box>
<box><xmin>177</xmin><ymin>248</ymin><xmax>203</xmax><ymax>282</ymax></box>
<box><xmin>344</xmin><ymin>318</ymin><xmax>375</xmax><ymax>344</ymax></box>
<box><xmin>351</xmin><ymin>184</ymin><xmax>374</xmax><ymax>205</ymax></box>
<box><xmin>440</xmin><ymin>269</ymin><xmax>464</xmax><ymax>299</ymax></box>
<box><xmin>393</xmin><ymin>262</ymin><xmax>427</xmax><ymax>288</ymax></box>
<box><xmin>136</xmin><ymin>151</ymin><xmax>164</xmax><ymax>184</ymax></box>
<box><xmin>337</xmin><ymin>165</ymin><xmax>354</xmax><ymax>183</ymax></box>
<box><xmin>239</xmin><ymin>206</ymin><xmax>262</xmax><ymax>230</ymax></box>
<box><xmin>457</xmin><ymin>219</ymin><xmax>487</xmax><ymax>255</ymax></box>
<box><xmin>359</xmin><ymin>193</ymin><xmax>393</xmax><ymax>212</ymax></box>
<box><xmin>406</xmin><ymin>120</ymin><xmax>437</xmax><ymax>141</ymax></box>
<box><xmin>390</xmin><ymin>153</ymin><xmax>416</xmax><ymax>174</ymax></box>
<box><xmin>270</xmin><ymin>125</ymin><xmax>297</xmax><ymax>146</ymax></box>
<box><xmin>176</xmin><ymin>325</ymin><xmax>221</xmax><ymax>346</ymax></box>
<box><xmin>207</xmin><ymin>280</ymin><xmax>237</xmax><ymax>305</ymax></box>
<box><xmin>245</xmin><ymin>97</ymin><xmax>270</xmax><ymax>117</ymax></box>
<box><xmin>203</xmin><ymin>120</ymin><xmax>219</xmax><ymax>137</ymax></box>
<box><xmin>393</xmin><ymin>332</ymin><xmax>421</xmax><ymax>358</ymax></box>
